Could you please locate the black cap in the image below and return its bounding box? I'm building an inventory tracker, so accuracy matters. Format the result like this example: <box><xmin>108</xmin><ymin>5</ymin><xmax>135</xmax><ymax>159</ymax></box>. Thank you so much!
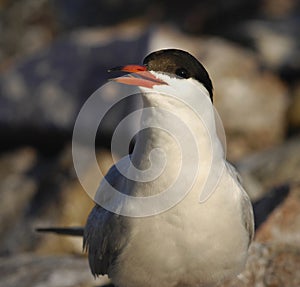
<box><xmin>143</xmin><ymin>49</ymin><xmax>213</xmax><ymax>101</ymax></box>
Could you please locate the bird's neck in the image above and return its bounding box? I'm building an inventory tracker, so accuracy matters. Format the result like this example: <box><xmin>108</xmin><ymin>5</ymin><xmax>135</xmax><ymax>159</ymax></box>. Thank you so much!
<box><xmin>129</xmin><ymin>94</ymin><xmax>225</xmax><ymax>195</ymax></box>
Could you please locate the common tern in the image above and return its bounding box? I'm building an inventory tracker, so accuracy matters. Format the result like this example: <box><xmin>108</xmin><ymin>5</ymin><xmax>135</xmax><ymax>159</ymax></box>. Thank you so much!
<box><xmin>83</xmin><ymin>49</ymin><xmax>254</xmax><ymax>287</ymax></box>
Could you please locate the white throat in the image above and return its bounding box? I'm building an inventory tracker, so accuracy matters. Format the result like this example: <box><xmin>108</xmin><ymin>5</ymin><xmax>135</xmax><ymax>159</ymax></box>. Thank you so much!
<box><xmin>129</xmin><ymin>73</ymin><xmax>225</xmax><ymax>200</ymax></box>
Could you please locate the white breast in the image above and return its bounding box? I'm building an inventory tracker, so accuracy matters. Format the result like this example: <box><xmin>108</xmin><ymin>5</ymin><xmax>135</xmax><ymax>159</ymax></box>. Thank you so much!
<box><xmin>107</xmin><ymin>74</ymin><xmax>251</xmax><ymax>287</ymax></box>
<box><xmin>110</xmin><ymin>166</ymin><xmax>249</xmax><ymax>287</ymax></box>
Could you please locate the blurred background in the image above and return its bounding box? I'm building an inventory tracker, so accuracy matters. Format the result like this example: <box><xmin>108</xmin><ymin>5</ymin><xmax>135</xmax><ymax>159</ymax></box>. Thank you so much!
<box><xmin>0</xmin><ymin>0</ymin><xmax>300</xmax><ymax>286</ymax></box>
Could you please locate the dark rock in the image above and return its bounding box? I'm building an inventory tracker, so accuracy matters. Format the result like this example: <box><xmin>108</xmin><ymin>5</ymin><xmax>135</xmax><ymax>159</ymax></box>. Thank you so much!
<box><xmin>52</xmin><ymin>0</ymin><xmax>150</xmax><ymax>28</ymax></box>
<box><xmin>161</xmin><ymin>0</ymin><xmax>259</xmax><ymax>34</ymax></box>
<box><xmin>252</xmin><ymin>184</ymin><xmax>290</xmax><ymax>229</ymax></box>
<box><xmin>220</xmin><ymin>2</ymin><xmax>300</xmax><ymax>85</ymax></box>
<box><xmin>0</xmin><ymin>25</ymin><xmax>150</xmax><ymax>152</ymax></box>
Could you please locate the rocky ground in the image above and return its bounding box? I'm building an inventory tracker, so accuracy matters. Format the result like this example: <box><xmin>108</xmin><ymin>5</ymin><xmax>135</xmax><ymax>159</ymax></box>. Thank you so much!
<box><xmin>0</xmin><ymin>0</ymin><xmax>299</xmax><ymax>286</ymax></box>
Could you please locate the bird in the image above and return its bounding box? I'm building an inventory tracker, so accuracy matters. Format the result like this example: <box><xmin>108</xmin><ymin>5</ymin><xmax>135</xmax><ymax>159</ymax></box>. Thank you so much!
<box><xmin>82</xmin><ymin>49</ymin><xmax>254</xmax><ymax>287</ymax></box>
<box><xmin>38</xmin><ymin>49</ymin><xmax>255</xmax><ymax>287</ymax></box>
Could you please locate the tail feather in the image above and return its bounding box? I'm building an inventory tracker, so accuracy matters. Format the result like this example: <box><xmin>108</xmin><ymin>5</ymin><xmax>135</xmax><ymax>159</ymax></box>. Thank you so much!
<box><xmin>36</xmin><ymin>227</ymin><xmax>84</xmax><ymax>237</ymax></box>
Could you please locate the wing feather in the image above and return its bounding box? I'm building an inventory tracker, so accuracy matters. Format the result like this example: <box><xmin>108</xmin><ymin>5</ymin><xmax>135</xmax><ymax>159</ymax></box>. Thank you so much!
<box><xmin>226</xmin><ymin>162</ymin><xmax>254</xmax><ymax>246</ymax></box>
<box><xmin>83</xmin><ymin>157</ymin><xmax>130</xmax><ymax>276</ymax></box>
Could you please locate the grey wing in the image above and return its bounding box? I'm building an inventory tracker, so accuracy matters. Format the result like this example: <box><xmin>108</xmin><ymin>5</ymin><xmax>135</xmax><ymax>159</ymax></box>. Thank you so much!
<box><xmin>226</xmin><ymin>162</ymin><xmax>255</xmax><ymax>246</ymax></box>
<box><xmin>240</xmin><ymin>187</ymin><xmax>255</xmax><ymax>246</ymax></box>
<box><xmin>83</xmin><ymin>159</ymin><xmax>129</xmax><ymax>276</ymax></box>
<box><xmin>83</xmin><ymin>205</ymin><xmax>127</xmax><ymax>276</ymax></box>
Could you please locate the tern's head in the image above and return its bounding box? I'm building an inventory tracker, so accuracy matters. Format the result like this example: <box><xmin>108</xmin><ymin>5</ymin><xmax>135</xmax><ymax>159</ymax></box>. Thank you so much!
<box><xmin>110</xmin><ymin>49</ymin><xmax>213</xmax><ymax>102</ymax></box>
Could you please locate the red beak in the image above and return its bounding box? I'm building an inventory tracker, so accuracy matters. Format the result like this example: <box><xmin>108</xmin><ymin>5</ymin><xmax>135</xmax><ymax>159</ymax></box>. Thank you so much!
<box><xmin>109</xmin><ymin>65</ymin><xmax>167</xmax><ymax>88</ymax></box>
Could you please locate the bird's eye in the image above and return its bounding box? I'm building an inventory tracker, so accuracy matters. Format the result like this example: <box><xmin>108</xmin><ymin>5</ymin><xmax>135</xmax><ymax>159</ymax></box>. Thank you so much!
<box><xmin>175</xmin><ymin>68</ymin><xmax>190</xmax><ymax>79</ymax></box>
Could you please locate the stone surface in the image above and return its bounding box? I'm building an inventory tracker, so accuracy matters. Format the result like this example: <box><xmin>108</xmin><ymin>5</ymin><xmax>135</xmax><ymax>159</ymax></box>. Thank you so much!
<box><xmin>0</xmin><ymin>0</ymin><xmax>57</xmax><ymax>63</ymax></box>
<box><xmin>0</xmin><ymin>253</ymin><xmax>110</xmax><ymax>287</ymax></box>
<box><xmin>36</xmin><ymin>148</ymin><xmax>113</xmax><ymax>254</ymax></box>
<box><xmin>0</xmin><ymin>148</ymin><xmax>37</xmax><ymax>255</ymax></box>
<box><xmin>218</xmin><ymin>242</ymin><xmax>300</xmax><ymax>287</ymax></box>
<box><xmin>0</xmin><ymin>146</ymin><xmax>112</xmax><ymax>255</ymax></box>
<box><xmin>237</xmin><ymin>135</ymin><xmax>300</xmax><ymax>190</ymax></box>
<box><xmin>255</xmin><ymin>184</ymin><xmax>300</xmax><ymax>246</ymax></box>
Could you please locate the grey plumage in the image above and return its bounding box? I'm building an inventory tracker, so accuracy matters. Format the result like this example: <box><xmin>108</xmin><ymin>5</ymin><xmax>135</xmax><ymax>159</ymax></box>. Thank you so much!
<box><xmin>226</xmin><ymin>162</ymin><xmax>255</xmax><ymax>246</ymax></box>
<box><xmin>83</xmin><ymin>161</ymin><xmax>129</xmax><ymax>276</ymax></box>
<box><xmin>83</xmin><ymin>205</ymin><xmax>127</xmax><ymax>276</ymax></box>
